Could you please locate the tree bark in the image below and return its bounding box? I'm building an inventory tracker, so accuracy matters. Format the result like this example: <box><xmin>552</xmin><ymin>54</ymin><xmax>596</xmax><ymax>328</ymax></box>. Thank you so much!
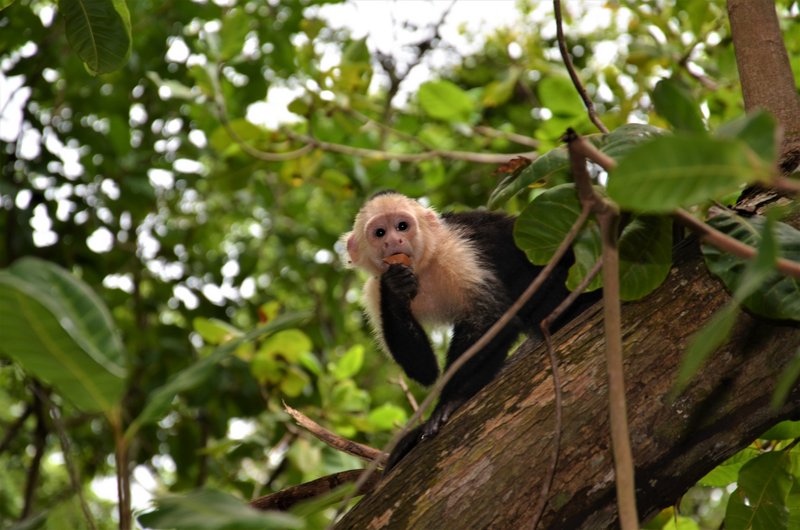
<box><xmin>336</xmin><ymin>226</ymin><xmax>800</xmax><ymax>529</ymax></box>
<box><xmin>727</xmin><ymin>0</ymin><xmax>800</xmax><ymax>170</ymax></box>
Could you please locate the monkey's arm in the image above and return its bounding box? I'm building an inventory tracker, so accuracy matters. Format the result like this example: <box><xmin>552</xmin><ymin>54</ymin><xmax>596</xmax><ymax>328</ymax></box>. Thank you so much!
<box><xmin>379</xmin><ymin>265</ymin><xmax>439</xmax><ymax>386</ymax></box>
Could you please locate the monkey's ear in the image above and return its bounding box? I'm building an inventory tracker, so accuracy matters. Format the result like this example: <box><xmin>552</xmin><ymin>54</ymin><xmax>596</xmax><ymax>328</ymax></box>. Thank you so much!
<box><xmin>424</xmin><ymin>208</ymin><xmax>441</xmax><ymax>227</ymax></box>
<box><xmin>341</xmin><ymin>231</ymin><xmax>358</xmax><ymax>266</ymax></box>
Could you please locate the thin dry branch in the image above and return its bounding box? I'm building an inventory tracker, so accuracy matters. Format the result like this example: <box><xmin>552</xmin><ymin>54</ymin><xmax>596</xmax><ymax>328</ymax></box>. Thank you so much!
<box><xmin>250</xmin><ymin>469</ymin><xmax>381</xmax><ymax>512</ymax></box>
<box><xmin>531</xmin><ymin>256</ymin><xmax>603</xmax><ymax>530</ymax></box>
<box><xmin>283</xmin><ymin>404</ymin><xmax>386</xmax><ymax>464</ymax></box>
<box><xmin>553</xmin><ymin>0</ymin><xmax>609</xmax><ymax>134</ymax></box>
<box><xmin>284</xmin><ymin>130</ymin><xmax>538</xmax><ymax>164</ymax></box>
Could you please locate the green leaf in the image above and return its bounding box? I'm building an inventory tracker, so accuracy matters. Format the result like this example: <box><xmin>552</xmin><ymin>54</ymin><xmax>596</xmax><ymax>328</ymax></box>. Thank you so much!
<box><xmin>259</xmin><ymin>329</ymin><xmax>313</xmax><ymax>363</ymax></box>
<box><xmin>703</xmin><ymin>212</ymin><xmax>800</xmax><ymax>321</ymax></box>
<box><xmin>617</xmin><ymin>216</ymin><xmax>673</xmax><ymax>300</ymax></box>
<box><xmin>537</xmin><ymin>76</ymin><xmax>585</xmax><ymax>116</ymax></box>
<box><xmin>514</xmin><ymin>183</ymin><xmax>585</xmax><ymax>265</ymax></box>
<box><xmin>0</xmin><ymin>259</ymin><xmax>126</xmax><ymax>413</ymax></box>
<box><xmin>762</xmin><ymin>420</ymin><xmax>800</xmax><ymax>441</ymax></box>
<box><xmin>332</xmin><ymin>345</ymin><xmax>365</xmax><ymax>380</ymax></box>
<box><xmin>772</xmin><ymin>353</ymin><xmax>800</xmax><ymax>410</ymax></box>
<box><xmin>488</xmin><ymin>124</ymin><xmax>665</xmax><ymax>209</ymax></box>
<box><xmin>566</xmin><ymin>221</ymin><xmax>603</xmax><ymax>293</ymax></box>
<box><xmin>418</xmin><ymin>80</ymin><xmax>476</xmax><ymax>123</ymax></box>
<box><xmin>366</xmin><ymin>403</ymin><xmax>407</xmax><ymax>431</ymax></box>
<box><xmin>608</xmin><ymin>135</ymin><xmax>769</xmax><ymax>213</ymax></box>
<box><xmin>674</xmin><ymin>302</ymin><xmax>739</xmax><ymax>395</ymax></box>
<box><xmin>193</xmin><ymin>317</ymin><xmax>242</xmax><ymax>345</ymax></box>
<box><xmin>59</xmin><ymin>0</ymin><xmax>132</xmax><ymax>74</ymax></box>
<box><xmin>482</xmin><ymin>68</ymin><xmax>520</xmax><ymax>108</ymax></box>
<box><xmin>699</xmin><ymin>447</ymin><xmax>760</xmax><ymax>487</ymax></box>
<box><xmin>652</xmin><ymin>78</ymin><xmax>706</xmax><ymax>133</ymax></box>
<box><xmin>716</xmin><ymin>110</ymin><xmax>778</xmax><ymax>164</ymax></box>
<box><xmin>138</xmin><ymin>489</ymin><xmax>302</xmax><ymax>529</ymax></box>
<box><xmin>219</xmin><ymin>8</ymin><xmax>251</xmax><ymax>60</ymax></box>
<box><xmin>9</xmin><ymin>257</ymin><xmax>126</xmax><ymax>374</ymax></box>
<box><xmin>725</xmin><ymin>452</ymin><xmax>794</xmax><ymax>530</ymax></box>
<box><xmin>126</xmin><ymin>312</ymin><xmax>311</xmax><ymax>439</ymax></box>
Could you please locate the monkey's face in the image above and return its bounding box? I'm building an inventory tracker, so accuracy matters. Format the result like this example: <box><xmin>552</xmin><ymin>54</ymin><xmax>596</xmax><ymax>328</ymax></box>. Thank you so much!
<box><xmin>362</xmin><ymin>210</ymin><xmax>419</xmax><ymax>271</ymax></box>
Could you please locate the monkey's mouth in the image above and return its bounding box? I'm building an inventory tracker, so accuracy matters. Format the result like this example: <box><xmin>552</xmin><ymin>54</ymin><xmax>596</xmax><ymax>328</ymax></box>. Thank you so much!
<box><xmin>382</xmin><ymin>253</ymin><xmax>413</xmax><ymax>268</ymax></box>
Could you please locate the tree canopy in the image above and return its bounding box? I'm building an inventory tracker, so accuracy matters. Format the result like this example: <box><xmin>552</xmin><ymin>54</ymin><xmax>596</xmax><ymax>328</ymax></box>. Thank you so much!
<box><xmin>2</xmin><ymin>0</ymin><xmax>800</xmax><ymax>529</ymax></box>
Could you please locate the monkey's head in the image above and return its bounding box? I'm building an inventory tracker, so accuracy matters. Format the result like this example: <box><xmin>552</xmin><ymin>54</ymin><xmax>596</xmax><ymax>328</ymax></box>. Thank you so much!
<box><xmin>343</xmin><ymin>192</ymin><xmax>441</xmax><ymax>277</ymax></box>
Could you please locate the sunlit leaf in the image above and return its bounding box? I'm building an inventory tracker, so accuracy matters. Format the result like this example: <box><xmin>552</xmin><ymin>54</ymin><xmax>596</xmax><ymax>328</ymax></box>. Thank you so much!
<box><xmin>537</xmin><ymin>76</ymin><xmax>585</xmax><ymax>116</ymax></box>
<box><xmin>418</xmin><ymin>80</ymin><xmax>476</xmax><ymax>123</ymax></box>
<box><xmin>762</xmin><ymin>420</ymin><xmax>800</xmax><ymax>441</ymax></box>
<box><xmin>725</xmin><ymin>452</ymin><xmax>794</xmax><ymax>530</ymax></box>
<box><xmin>699</xmin><ymin>447</ymin><xmax>760</xmax><ymax>487</ymax></box>
<box><xmin>332</xmin><ymin>344</ymin><xmax>365</xmax><ymax>380</ymax></box>
<box><xmin>366</xmin><ymin>403</ymin><xmax>407</xmax><ymax>431</ymax></box>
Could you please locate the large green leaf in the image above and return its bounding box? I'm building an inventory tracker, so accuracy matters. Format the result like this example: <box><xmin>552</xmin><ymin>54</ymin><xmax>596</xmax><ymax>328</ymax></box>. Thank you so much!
<box><xmin>0</xmin><ymin>259</ymin><xmax>127</xmax><ymax>413</ymax></box>
<box><xmin>652</xmin><ymin>78</ymin><xmax>705</xmax><ymax>133</ymax></box>
<box><xmin>9</xmin><ymin>257</ymin><xmax>126</xmax><ymax>373</ymax></box>
<box><xmin>699</xmin><ymin>447</ymin><xmax>760</xmax><ymax>487</ymax></box>
<box><xmin>703</xmin><ymin>212</ymin><xmax>800</xmax><ymax>321</ymax></box>
<box><xmin>138</xmin><ymin>489</ymin><xmax>302</xmax><ymax>529</ymax></box>
<box><xmin>488</xmin><ymin>124</ymin><xmax>665</xmax><ymax>209</ymax></box>
<box><xmin>418</xmin><ymin>80</ymin><xmax>476</xmax><ymax>123</ymax></box>
<box><xmin>715</xmin><ymin>110</ymin><xmax>778</xmax><ymax>164</ymax></box>
<box><xmin>676</xmin><ymin>212</ymin><xmax>782</xmax><ymax>394</ymax></box>
<box><xmin>537</xmin><ymin>76</ymin><xmax>586</xmax><ymax>116</ymax></box>
<box><xmin>59</xmin><ymin>0</ymin><xmax>132</xmax><ymax>74</ymax></box>
<box><xmin>514</xmin><ymin>183</ymin><xmax>586</xmax><ymax>265</ymax></box>
<box><xmin>608</xmin><ymin>135</ymin><xmax>769</xmax><ymax>213</ymax></box>
<box><xmin>726</xmin><ymin>451</ymin><xmax>794</xmax><ymax>530</ymax></box>
<box><xmin>617</xmin><ymin>215</ymin><xmax>673</xmax><ymax>300</ymax></box>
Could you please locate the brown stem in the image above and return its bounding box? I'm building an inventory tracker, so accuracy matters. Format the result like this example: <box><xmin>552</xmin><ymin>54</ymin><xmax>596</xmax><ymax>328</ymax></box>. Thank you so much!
<box><xmin>553</xmin><ymin>0</ymin><xmax>609</xmax><ymax>133</ymax></box>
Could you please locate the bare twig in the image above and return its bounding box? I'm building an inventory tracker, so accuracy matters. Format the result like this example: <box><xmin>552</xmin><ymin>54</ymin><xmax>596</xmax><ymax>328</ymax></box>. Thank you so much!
<box><xmin>284</xmin><ymin>403</ymin><xmax>386</xmax><ymax>464</ymax></box>
<box><xmin>553</xmin><ymin>0</ymin><xmax>609</xmax><ymax>133</ymax></box>
<box><xmin>284</xmin><ymin>129</ymin><xmax>538</xmax><ymax>164</ymax></box>
<box><xmin>531</xmin><ymin>257</ymin><xmax>603</xmax><ymax>530</ymax></box>
<box><xmin>394</xmin><ymin>376</ymin><xmax>419</xmax><ymax>412</ymax></box>
<box><xmin>30</xmin><ymin>384</ymin><xmax>98</xmax><ymax>530</ymax></box>
<box><xmin>250</xmin><ymin>469</ymin><xmax>381</xmax><ymax>512</ymax></box>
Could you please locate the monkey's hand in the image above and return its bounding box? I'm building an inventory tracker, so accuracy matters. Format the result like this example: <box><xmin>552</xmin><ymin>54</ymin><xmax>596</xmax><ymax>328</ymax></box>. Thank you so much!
<box><xmin>422</xmin><ymin>398</ymin><xmax>465</xmax><ymax>439</ymax></box>
<box><xmin>381</xmin><ymin>263</ymin><xmax>418</xmax><ymax>301</ymax></box>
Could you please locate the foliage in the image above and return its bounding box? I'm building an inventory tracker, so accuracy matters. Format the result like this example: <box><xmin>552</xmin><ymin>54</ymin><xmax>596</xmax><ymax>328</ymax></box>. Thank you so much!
<box><xmin>2</xmin><ymin>0</ymin><xmax>800</xmax><ymax>528</ymax></box>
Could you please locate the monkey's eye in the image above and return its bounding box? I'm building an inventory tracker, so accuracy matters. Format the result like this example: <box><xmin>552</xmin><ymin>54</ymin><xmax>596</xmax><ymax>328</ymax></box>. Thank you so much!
<box><xmin>374</xmin><ymin>228</ymin><xmax>386</xmax><ymax>238</ymax></box>
<box><xmin>397</xmin><ymin>221</ymin><xmax>409</xmax><ymax>231</ymax></box>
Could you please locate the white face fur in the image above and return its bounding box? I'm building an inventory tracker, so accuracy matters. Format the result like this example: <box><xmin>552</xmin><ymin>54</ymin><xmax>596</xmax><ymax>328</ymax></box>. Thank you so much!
<box><xmin>345</xmin><ymin>194</ymin><xmax>438</xmax><ymax>276</ymax></box>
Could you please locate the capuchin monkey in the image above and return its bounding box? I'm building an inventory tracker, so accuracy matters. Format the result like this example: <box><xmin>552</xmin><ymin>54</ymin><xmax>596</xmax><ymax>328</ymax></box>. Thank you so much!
<box><xmin>343</xmin><ymin>191</ymin><xmax>598</xmax><ymax>470</ymax></box>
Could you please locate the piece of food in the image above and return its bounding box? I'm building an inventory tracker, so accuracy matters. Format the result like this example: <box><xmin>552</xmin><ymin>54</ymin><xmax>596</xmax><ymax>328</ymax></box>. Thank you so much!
<box><xmin>383</xmin><ymin>253</ymin><xmax>412</xmax><ymax>267</ymax></box>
